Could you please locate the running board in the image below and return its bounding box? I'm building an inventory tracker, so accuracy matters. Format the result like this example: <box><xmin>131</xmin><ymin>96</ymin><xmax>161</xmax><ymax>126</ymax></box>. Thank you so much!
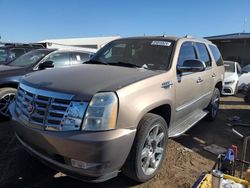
<box><xmin>169</xmin><ymin>110</ymin><xmax>208</xmax><ymax>138</ymax></box>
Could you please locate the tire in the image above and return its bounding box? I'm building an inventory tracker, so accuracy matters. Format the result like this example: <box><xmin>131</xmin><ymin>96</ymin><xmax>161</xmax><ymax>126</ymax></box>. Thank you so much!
<box><xmin>244</xmin><ymin>96</ymin><xmax>250</xmax><ymax>104</ymax></box>
<box><xmin>206</xmin><ymin>88</ymin><xmax>220</xmax><ymax>121</ymax></box>
<box><xmin>122</xmin><ymin>113</ymin><xmax>168</xmax><ymax>182</ymax></box>
<box><xmin>0</xmin><ymin>88</ymin><xmax>17</xmax><ymax>119</ymax></box>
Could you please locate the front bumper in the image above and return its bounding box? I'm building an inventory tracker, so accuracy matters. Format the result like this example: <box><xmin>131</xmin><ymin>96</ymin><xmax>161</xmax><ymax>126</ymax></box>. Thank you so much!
<box><xmin>9</xmin><ymin>103</ymin><xmax>136</xmax><ymax>182</ymax></box>
<box><xmin>222</xmin><ymin>84</ymin><xmax>237</xmax><ymax>95</ymax></box>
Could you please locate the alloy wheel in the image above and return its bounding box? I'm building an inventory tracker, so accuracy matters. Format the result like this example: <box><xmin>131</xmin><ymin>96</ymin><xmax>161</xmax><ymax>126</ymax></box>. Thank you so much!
<box><xmin>0</xmin><ymin>93</ymin><xmax>15</xmax><ymax>117</ymax></box>
<box><xmin>141</xmin><ymin>124</ymin><xmax>165</xmax><ymax>175</ymax></box>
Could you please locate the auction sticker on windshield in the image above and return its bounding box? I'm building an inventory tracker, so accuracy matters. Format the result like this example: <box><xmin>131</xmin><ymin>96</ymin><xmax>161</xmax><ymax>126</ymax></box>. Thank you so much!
<box><xmin>151</xmin><ymin>41</ymin><xmax>172</xmax><ymax>46</ymax></box>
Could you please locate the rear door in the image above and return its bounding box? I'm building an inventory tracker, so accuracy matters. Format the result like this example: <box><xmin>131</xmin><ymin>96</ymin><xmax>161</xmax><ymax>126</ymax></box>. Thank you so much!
<box><xmin>194</xmin><ymin>42</ymin><xmax>214</xmax><ymax>108</ymax></box>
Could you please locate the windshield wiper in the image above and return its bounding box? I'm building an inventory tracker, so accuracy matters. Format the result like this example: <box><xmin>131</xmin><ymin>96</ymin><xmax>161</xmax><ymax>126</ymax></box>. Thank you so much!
<box><xmin>108</xmin><ymin>61</ymin><xmax>142</xmax><ymax>68</ymax></box>
<box><xmin>84</xmin><ymin>60</ymin><xmax>109</xmax><ymax>65</ymax></box>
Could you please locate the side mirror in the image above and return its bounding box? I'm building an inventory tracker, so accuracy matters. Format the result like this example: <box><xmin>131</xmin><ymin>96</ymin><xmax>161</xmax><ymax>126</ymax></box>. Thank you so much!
<box><xmin>38</xmin><ymin>61</ymin><xmax>54</xmax><ymax>70</ymax></box>
<box><xmin>177</xmin><ymin>59</ymin><xmax>206</xmax><ymax>73</ymax></box>
<box><xmin>242</xmin><ymin>70</ymin><xmax>248</xmax><ymax>74</ymax></box>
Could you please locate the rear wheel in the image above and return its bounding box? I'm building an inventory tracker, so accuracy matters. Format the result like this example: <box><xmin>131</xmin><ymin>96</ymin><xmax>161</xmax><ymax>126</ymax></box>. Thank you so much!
<box><xmin>122</xmin><ymin>113</ymin><xmax>168</xmax><ymax>182</ymax></box>
<box><xmin>244</xmin><ymin>95</ymin><xmax>250</xmax><ymax>104</ymax></box>
<box><xmin>0</xmin><ymin>88</ymin><xmax>17</xmax><ymax>119</ymax></box>
<box><xmin>206</xmin><ymin>88</ymin><xmax>220</xmax><ymax>121</ymax></box>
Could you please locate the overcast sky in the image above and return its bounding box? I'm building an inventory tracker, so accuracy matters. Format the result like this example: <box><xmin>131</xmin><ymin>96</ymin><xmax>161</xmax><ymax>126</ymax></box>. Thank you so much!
<box><xmin>0</xmin><ymin>0</ymin><xmax>250</xmax><ymax>42</ymax></box>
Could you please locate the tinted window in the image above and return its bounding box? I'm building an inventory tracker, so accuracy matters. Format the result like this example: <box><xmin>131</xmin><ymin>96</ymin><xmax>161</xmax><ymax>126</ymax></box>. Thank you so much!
<box><xmin>8</xmin><ymin>50</ymin><xmax>50</xmax><ymax>67</ymax></box>
<box><xmin>0</xmin><ymin>49</ymin><xmax>7</xmax><ymax>62</ymax></box>
<box><xmin>195</xmin><ymin>43</ymin><xmax>211</xmax><ymax>67</ymax></box>
<box><xmin>177</xmin><ymin>42</ymin><xmax>196</xmax><ymax>66</ymax></box>
<box><xmin>93</xmin><ymin>39</ymin><xmax>175</xmax><ymax>71</ymax></box>
<box><xmin>242</xmin><ymin>64</ymin><xmax>250</xmax><ymax>73</ymax></box>
<box><xmin>45</xmin><ymin>52</ymin><xmax>70</xmax><ymax>67</ymax></box>
<box><xmin>224</xmin><ymin>62</ymin><xmax>235</xmax><ymax>72</ymax></box>
<box><xmin>9</xmin><ymin>48</ymin><xmax>25</xmax><ymax>60</ymax></box>
<box><xmin>209</xmin><ymin>45</ymin><xmax>224</xmax><ymax>66</ymax></box>
<box><xmin>72</xmin><ymin>52</ymin><xmax>91</xmax><ymax>64</ymax></box>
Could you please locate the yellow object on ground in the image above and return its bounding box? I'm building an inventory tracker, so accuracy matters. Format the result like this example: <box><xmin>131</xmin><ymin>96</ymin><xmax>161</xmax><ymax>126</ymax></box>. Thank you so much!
<box><xmin>196</xmin><ymin>174</ymin><xmax>212</xmax><ymax>188</ymax></box>
<box><xmin>223</xmin><ymin>174</ymin><xmax>250</xmax><ymax>186</ymax></box>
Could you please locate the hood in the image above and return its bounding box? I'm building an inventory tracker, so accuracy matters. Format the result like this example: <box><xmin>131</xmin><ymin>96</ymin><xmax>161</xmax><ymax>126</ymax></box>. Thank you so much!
<box><xmin>0</xmin><ymin>65</ymin><xmax>23</xmax><ymax>72</ymax></box>
<box><xmin>22</xmin><ymin>64</ymin><xmax>160</xmax><ymax>101</ymax></box>
<box><xmin>224</xmin><ymin>72</ymin><xmax>237</xmax><ymax>82</ymax></box>
<box><xmin>0</xmin><ymin>65</ymin><xmax>26</xmax><ymax>78</ymax></box>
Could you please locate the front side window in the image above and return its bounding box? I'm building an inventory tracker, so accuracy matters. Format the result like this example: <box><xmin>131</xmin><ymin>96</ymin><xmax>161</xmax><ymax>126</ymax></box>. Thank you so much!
<box><xmin>45</xmin><ymin>52</ymin><xmax>70</xmax><ymax>67</ymax></box>
<box><xmin>92</xmin><ymin>39</ymin><xmax>175</xmax><ymax>71</ymax></box>
<box><xmin>209</xmin><ymin>45</ymin><xmax>224</xmax><ymax>66</ymax></box>
<box><xmin>8</xmin><ymin>50</ymin><xmax>50</xmax><ymax>67</ymax></box>
<box><xmin>195</xmin><ymin>43</ymin><xmax>211</xmax><ymax>67</ymax></box>
<box><xmin>177</xmin><ymin>42</ymin><xmax>196</xmax><ymax>66</ymax></box>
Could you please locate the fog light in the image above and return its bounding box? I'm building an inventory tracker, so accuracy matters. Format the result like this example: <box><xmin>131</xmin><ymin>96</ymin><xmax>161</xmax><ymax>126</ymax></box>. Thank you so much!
<box><xmin>71</xmin><ymin>159</ymin><xmax>99</xmax><ymax>169</ymax></box>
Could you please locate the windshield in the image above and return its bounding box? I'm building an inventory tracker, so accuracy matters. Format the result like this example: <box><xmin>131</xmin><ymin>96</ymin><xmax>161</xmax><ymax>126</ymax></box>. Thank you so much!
<box><xmin>8</xmin><ymin>50</ymin><xmax>51</xmax><ymax>67</ymax></box>
<box><xmin>0</xmin><ymin>48</ymin><xmax>8</xmax><ymax>62</ymax></box>
<box><xmin>92</xmin><ymin>39</ymin><xmax>175</xmax><ymax>71</ymax></box>
<box><xmin>224</xmin><ymin>62</ymin><xmax>235</xmax><ymax>72</ymax></box>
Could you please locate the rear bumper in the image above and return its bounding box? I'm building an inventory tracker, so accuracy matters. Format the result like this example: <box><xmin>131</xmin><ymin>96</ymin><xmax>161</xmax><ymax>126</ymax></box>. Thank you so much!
<box><xmin>9</xmin><ymin>103</ymin><xmax>136</xmax><ymax>182</ymax></box>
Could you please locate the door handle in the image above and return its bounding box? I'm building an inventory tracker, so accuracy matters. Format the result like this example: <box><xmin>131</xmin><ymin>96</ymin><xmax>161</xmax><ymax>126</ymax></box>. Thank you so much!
<box><xmin>212</xmin><ymin>73</ymin><xmax>216</xmax><ymax>78</ymax></box>
<box><xmin>197</xmin><ymin>77</ymin><xmax>203</xmax><ymax>83</ymax></box>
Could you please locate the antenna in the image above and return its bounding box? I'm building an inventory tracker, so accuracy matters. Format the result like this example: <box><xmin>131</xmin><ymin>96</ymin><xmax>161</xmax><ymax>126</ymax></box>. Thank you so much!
<box><xmin>243</xmin><ymin>17</ymin><xmax>247</xmax><ymax>33</ymax></box>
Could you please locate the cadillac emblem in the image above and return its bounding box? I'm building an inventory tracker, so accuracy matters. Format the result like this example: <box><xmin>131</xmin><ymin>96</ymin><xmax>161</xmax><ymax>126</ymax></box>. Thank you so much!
<box><xmin>27</xmin><ymin>102</ymin><xmax>35</xmax><ymax>114</ymax></box>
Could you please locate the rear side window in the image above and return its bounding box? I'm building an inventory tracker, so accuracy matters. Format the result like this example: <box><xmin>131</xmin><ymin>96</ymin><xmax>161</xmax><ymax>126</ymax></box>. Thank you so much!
<box><xmin>209</xmin><ymin>45</ymin><xmax>224</xmax><ymax>66</ymax></box>
<box><xmin>195</xmin><ymin>43</ymin><xmax>211</xmax><ymax>67</ymax></box>
<box><xmin>177</xmin><ymin>42</ymin><xmax>196</xmax><ymax>66</ymax></box>
<box><xmin>72</xmin><ymin>52</ymin><xmax>91</xmax><ymax>64</ymax></box>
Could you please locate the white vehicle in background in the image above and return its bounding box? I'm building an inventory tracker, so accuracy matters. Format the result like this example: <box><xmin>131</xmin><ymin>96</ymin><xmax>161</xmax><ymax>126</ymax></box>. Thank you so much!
<box><xmin>239</xmin><ymin>64</ymin><xmax>250</xmax><ymax>90</ymax></box>
<box><xmin>222</xmin><ymin>61</ymin><xmax>241</xmax><ymax>95</ymax></box>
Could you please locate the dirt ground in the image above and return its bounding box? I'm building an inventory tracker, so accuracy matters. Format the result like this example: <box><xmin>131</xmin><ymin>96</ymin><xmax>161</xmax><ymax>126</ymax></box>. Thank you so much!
<box><xmin>0</xmin><ymin>95</ymin><xmax>249</xmax><ymax>188</ymax></box>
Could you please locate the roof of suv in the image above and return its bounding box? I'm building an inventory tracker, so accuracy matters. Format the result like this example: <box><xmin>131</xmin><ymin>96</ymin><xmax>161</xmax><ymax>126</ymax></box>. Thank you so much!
<box><xmin>116</xmin><ymin>35</ymin><xmax>213</xmax><ymax>44</ymax></box>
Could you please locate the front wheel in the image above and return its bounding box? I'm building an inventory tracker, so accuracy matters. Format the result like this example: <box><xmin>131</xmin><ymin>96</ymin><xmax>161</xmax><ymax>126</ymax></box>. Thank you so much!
<box><xmin>206</xmin><ymin>88</ymin><xmax>220</xmax><ymax>121</ymax></box>
<box><xmin>0</xmin><ymin>88</ymin><xmax>17</xmax><ymax>119</ymax></box>
<box><xmin>122</xmin><ymin>113</ymin><xmax>168</xmax><ymax>182</ymax></box>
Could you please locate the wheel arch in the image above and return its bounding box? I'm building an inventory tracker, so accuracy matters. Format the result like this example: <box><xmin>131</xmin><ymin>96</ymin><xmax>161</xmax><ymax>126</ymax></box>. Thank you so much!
<box><xmin>215</xmin><ymin>81</ymin><xmax>223</xmax><ymax>93</ymax></box>
<box><xmin>143</xmin><ymin>103</ymin><xmax>172</xmax><ymax>127</ymax></box>
<box><xmin>0</xmin><ymin>82</ymin><xmax>19</xmax><ymax>89</ymax></box>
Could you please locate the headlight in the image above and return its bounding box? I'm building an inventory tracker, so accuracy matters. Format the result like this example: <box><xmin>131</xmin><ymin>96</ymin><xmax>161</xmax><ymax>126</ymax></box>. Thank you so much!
<box><xmin>82</xmin><ymin>92</ymin><xmax>118</xmax><ymax>131</ymax></box>
<box><xmin>224</xmin><ymin>80</ymin><xmax>235</xmax><ymax>85</ymax></box>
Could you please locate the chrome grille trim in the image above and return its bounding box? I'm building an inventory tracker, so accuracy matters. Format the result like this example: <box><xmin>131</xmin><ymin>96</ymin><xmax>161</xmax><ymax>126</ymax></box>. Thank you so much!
<box><xmin>15</xmin><ymin>83</ymin><xmax>87</xmax><ymax>131</ymax></box>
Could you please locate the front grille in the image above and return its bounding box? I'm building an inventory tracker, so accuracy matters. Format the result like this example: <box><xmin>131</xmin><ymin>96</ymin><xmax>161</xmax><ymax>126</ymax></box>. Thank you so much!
<box><xmin>223</xmin><ymin>88</ymin><xmax>232</xmax><ymax>94</ymax></box>
<box><xmin>15</xmin><ymin>83</ymin><xmax>79</xmax><ymax>131</ymax></box>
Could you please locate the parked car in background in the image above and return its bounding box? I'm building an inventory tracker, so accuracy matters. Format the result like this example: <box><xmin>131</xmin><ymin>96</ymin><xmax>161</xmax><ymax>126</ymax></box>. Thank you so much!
<box><xmin>0</xmin><ymin>43</ymin><xmax>43</xmax><ymax>65</ymax></box>
<box><xmin>10</xmin><ymin>36</ymin><xmax>224</xmax><ymax>182</ymax></box>
<box><xmin>0</xmin><ymin>48</ymin><xmax>96</xmax><ymax>118</ymax></box>
<box><xmin>238</xmin><ymin>64</ymin><xmax>250</xmax><ymax>90</ymax></box>
<box><xmin>222</xmin><ymin>61</ymin><xmax>241</xmax><ymax>95</ymax></box>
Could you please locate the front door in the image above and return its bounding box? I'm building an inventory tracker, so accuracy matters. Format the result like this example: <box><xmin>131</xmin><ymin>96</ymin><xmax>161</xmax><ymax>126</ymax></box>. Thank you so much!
<box><xmin>174</xmin><ymin>41</ymin><xmax>205</xmax><ymax>126</ymax></box>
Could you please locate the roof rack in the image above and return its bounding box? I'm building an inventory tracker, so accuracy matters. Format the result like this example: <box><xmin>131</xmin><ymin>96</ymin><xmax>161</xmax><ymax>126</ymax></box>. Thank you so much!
<box><xmin>184</xmin><ymin>35</ymin><xmax>193</xmax><ymax>38</ymax></box>
<box><xmin>2</xmin><ymin>43</ymin><xmax>44</xmax><ymax>48</ymax></box>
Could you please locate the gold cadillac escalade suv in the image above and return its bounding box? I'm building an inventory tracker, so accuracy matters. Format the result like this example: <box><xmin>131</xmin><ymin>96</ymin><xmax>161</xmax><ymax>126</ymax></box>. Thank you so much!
<box><xmin>9</xmin><ymin>36</ymin><xmax>224</xmax><ymax>182</ymax></box>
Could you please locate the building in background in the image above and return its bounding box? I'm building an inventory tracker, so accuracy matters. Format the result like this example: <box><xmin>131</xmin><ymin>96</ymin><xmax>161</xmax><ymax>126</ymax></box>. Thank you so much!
<box><xmin>39</xmin><ymin>36</ymin><xmax>120</xmax><ymax>50</ymax></box>
<box><xmin>206</xmin><ymin>33</ymin><xmax>250</xmax><ymax>67</ymax></box>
